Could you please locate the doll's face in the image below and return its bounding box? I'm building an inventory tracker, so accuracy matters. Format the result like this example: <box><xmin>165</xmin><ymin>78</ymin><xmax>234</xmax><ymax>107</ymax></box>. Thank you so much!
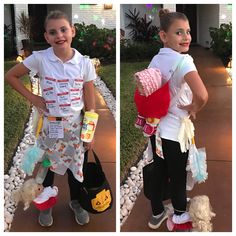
<box><xmin>34</xmin><ymin>184</ymin><xmax>44</xmax><ymax>197</ymax></box>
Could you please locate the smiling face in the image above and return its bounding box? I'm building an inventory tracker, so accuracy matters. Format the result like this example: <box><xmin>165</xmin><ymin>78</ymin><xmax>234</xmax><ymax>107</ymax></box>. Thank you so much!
<box><xmin>44</xmin><ymin>18</ymin><xmax>75</xmax><ymax>52</ymax></box>
<box><xmin>159</xmin><ymin>19</ymin><xmax>191</xmax><ymax>53</ymax></box>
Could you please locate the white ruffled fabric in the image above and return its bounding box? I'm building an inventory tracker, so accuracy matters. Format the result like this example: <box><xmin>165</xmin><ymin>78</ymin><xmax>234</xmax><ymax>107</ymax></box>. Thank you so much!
<box><xmin>33</xmin><ymin>186</ymin><xmax>58</xmax><ymax>204</ymax></box>
<box><xmin>172</xmin><ymin>212</ymin><xmax>191</xmax><ymax>224</ymax></box>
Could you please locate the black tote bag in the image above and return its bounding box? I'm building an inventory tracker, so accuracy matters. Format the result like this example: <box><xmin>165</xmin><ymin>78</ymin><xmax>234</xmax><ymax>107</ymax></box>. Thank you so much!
<box><xmin>78</xmin><ymin>150</ymin><xmax>113</xmax><ymax>214</ymax></box>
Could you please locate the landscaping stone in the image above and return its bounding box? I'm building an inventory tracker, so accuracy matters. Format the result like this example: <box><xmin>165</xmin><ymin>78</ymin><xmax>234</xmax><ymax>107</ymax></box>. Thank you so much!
<box><xmin>120</xmin><ymin>146</ymin><xmax>151</xmax><ymax>226</ymax></box>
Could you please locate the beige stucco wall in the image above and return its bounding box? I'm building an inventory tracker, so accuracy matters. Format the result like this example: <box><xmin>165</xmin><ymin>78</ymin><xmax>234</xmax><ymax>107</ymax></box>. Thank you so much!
<box><xmin>72</xmin><ymin>4</ymin><xmax>116</xmax><ymax>29</ymax></box>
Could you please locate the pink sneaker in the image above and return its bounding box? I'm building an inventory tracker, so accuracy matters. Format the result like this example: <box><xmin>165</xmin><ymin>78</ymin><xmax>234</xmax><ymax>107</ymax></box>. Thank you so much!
<box><xmin>135</xmin><ymin>115</ymin><xmax>145</xmax><ymax>129</ymax></box>
<box><xmin>143</xmin><ymin>123</ymin><xmax>156</xmax><ymax>137</ymax></box>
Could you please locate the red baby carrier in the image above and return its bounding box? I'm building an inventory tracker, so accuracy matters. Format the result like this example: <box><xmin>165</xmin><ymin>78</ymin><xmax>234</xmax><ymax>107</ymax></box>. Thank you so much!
<box><xmin>134</xmin><ymin>82</ymin><xmax>170</xmax><ymax>119</ymax></box>
<box><xmin>134</xmin><ymin>56</ymin><xmax>186</xmax><ymax>119</ymax></box>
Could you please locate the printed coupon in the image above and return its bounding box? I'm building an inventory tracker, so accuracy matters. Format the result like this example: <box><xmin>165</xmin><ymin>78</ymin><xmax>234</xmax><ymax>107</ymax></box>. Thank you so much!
<box><xmin>49</xmin><ymin>120</ymin><xmax>64</xmax><ymax>138</ymax></box>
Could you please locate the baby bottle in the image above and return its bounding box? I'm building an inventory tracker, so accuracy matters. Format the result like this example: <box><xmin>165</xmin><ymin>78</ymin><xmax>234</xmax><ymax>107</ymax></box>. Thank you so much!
<box><xmin>35</xmin><ymin>158</ymin><xmax>51</xmax><ymax>184</ymax></box>
<box><xmin>81</xmin><ymin>111</ymin><xmax>99</xmax><ymax>142</ymax></box>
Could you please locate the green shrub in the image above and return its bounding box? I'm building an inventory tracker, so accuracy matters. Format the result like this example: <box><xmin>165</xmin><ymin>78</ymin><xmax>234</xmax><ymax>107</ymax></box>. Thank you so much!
<box><xmin>125</xmin><ymin>8</ymin><xmax>160</xmax><ymax>42</ymax></box>
<box><xmin>120</xmin><ymin>61</ymin><xmax>149</xmax><ymax>180</ymax></box>
<box><xmin>209</xmin><ymin>23</ymin><xmax>232</xmax><ymax>66</ymax></box>
<box><xmin>4</xmin><ymin>61</ymin><xmax>31</xmax><ymax>173</ymax></box>
<box><xmin>121</xmin><ymin>39</ymin><xmax>161</xmax><ymax>62</ymax></box>
<box><xmin>4</xmin><ymin>24</ymin><xmax>15</xmax><ymax>59</ymax></box>
<box><xmin>97</xmin><ymin>64</ymin><xmax>116</xmax><ymax>98</ymax></box>
<box><xmin>72</xmin><ymin>23</ymin><xmax>115</xmax><ymax>64</ymax></box>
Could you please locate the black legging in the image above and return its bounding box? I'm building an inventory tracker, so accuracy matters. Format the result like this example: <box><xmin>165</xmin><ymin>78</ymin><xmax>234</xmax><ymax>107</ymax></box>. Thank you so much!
<box><xmin>149</xmin><ymin>135</ymin><xmax>188</xmax><ymax>215</ymax></box>
<box><xmin>43</xmin><ymin>168</ymin><xmax>83</xmax><ymax>201</ymax></box>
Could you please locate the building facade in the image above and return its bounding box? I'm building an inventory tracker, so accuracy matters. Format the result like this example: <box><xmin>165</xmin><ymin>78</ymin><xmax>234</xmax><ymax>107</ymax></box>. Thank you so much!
<box><xmin>120</xmin><ymin>4</ymin><xmax>232</xmax><ymax>48</ymax></box>
<box><xmin>4</xmin><ymin>4</ymin><xmax>116</xmax><ymax>54</ymax></box>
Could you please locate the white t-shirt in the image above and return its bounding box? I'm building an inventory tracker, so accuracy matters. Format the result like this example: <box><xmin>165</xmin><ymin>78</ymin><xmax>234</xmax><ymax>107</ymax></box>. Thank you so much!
<box><xmin>23</xmin><ymin>47</ymin><xmax>96</xmax><ymax>117</ymax></box>
<box><xmin>149</xmin><ymin>48</ymin><xmax>197</xmax><ymax>141</ymax></box>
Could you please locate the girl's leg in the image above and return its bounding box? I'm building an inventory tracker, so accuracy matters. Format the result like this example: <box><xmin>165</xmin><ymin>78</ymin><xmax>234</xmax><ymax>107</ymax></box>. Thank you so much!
<box><xmin>67</xmin><ymin>169</ymin><xmax>83</xmax><ymax>200</ymax></box>
<box><xmin>39</xmin><ymin>169</ymin><xmax>54</xmax><ymax>227</ymax></box>
<box><xmin>161</xmin><ymin>138</ymin><xmax>188</xmax><ymax>215</ymax></box>
<box><xmin>67</xmin><ymin>169</ymin><xmax>89</xmax><ymax>225</ymax></box>
<box><xmin>149</xmin><ymin>135</ymin><xmax>169</xmax><ymax>215</ymax></box>
<box><xmin>42</xmin><ymin>169</ymin><xmax>54</xmax><ymax>187</ymax></box>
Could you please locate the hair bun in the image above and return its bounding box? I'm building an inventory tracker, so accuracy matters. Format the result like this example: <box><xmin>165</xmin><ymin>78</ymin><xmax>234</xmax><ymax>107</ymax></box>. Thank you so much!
<box><xmin>159</xmin><ymin>9</ymin><xmax>170</xmax><ymax>18</ymax></box>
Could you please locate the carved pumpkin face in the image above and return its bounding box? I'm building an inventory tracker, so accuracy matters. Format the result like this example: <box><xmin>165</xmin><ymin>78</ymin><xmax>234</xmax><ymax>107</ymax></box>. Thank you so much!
<box><xmin>91</xmin><ymin>189</ymin><xmax>111</xmax><ymax>212</ymax></box>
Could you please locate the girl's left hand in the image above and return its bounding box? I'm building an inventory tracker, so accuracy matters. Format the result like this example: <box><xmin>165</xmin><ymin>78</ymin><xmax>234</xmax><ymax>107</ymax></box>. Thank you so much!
<box><xmin>83</xmin><ymin>139</ymin><xmax>95</xmax><ymax>150</ymax></box>
<box><xmin>178</xmin><ymin>104</ymin><xmax>197</xmax><ymax>119</ymax></box>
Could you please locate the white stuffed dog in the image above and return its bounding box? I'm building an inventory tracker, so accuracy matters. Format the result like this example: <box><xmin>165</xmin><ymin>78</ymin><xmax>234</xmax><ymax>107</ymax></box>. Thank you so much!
<box><xmin>189</xmin><ymin>195</ymin><xmax>216</xmax><ymax>232</ymax></box>
<box><xmin>12</xmin><ymin>178</ymin><xmax>44</xmax><ymax>210</ymax></box>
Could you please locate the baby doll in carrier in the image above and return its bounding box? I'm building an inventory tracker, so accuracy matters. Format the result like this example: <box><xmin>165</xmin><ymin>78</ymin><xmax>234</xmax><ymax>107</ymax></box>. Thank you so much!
<box><xmin>134</xmin><ymin>68</ymin><xmax>170</xmax><ymax>137</ymax></box>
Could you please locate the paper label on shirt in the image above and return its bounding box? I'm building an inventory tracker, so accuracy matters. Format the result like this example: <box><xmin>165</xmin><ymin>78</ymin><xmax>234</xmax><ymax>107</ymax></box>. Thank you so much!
<box><xmin>59</xmin><ymin>103</ymin><xmax>71</xmax><ymax>113</ymax></box>
<box><xmin>73</xmin><ymin>78</ymin><xmax>83</xmax><ymax>89</ymax></box>
<box><xmin>46</xmin><ymin>100</ymin><xmax>57</xmax><ymax>109</ymax></box>
<box><xmin>58</xmin><ymin>79</ymin><xmax>69</xmax><ymax>90</ymax></box>
<box><xmin>45</xmin><ymin>77</ymin><xmax>56</xmax><ymax>86</ymax></box>
<box><xmin>49</xmin><ymin>121</ymin><xmax>64</xmax><ymax>138</ymax></box>
<box><xmin>57</xmin><ymin>92</ymin><xmax>70</xmax><ymax>104</ymax></box>
<box><xmin>71</xmin><ymin>97</ymin><xmax>81</xmax><ymax>106</ymax></box>
<box><xmin>70</xmin><ymin>88</ymin><xmax>81</xmax><ymax>99</ymax></box>
<box><xmin>43</xmin><ymin>87</ymin><xmax>54</xmax><ymax>98</ymax></box>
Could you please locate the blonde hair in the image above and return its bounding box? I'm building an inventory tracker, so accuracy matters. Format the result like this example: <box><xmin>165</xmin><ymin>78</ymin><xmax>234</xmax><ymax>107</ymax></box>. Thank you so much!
<box><xmin>44</xmin><ymin>10</ymin><xmax>72</xmax><ymax>30</ymax></box>
<box><xmin>159</xmin><ymin>9</ymin><xmax>188</xmax><ymax>32</ymax></box>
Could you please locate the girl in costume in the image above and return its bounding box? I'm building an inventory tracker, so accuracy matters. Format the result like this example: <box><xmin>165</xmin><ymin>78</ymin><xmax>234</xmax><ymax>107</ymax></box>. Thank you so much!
<box><xmin>145</xmin><ymin>9</ymin><xmax>208</xmax><ymax>231</ymax></box>
<box><xmin>5</xmin><ymin>10</ymin><xmax>96</xmax><ymax>227</ymax></box>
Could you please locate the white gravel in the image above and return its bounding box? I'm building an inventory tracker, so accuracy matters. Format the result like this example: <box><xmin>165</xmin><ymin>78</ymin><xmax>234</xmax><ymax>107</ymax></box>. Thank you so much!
<box><xmin>120</xmin><ymin>146</ymin><xmax>151</xmax><ymax>226</ymax></box>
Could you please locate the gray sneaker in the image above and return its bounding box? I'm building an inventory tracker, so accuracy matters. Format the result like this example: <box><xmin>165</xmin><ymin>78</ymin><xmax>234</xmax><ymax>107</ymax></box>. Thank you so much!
<box><xmin>148</xmin><ymin>208</ymin><xmax>168</xmax><ymax>229</ymax></box>
<box><xmin>38</xmin><ymin>208</ymin><xmax>53</xmax><ymax>227</ymax></box>
<box><xmin>69</xmin><ymin>200</ymin><xmax>89</xmax><ymax>225</ymax></box>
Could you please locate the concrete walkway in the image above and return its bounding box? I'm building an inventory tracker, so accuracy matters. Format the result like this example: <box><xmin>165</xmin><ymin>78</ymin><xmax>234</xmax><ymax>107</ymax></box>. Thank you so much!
<box><xmin>10</xmin><ymin>89</ymin><xmax>116</xmax><ymax>232</ymax></box>
<box><xmin>121</xmin><ymin>46</ymin><xmax>232</xmax><ymax>232</ymax></box>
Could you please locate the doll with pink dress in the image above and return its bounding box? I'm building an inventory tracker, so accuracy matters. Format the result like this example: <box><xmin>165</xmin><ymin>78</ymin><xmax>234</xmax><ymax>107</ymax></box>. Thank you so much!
<box><xmin>134</xmin><ymin>68</ymin><xmax>170</xmax><ymax>137</ymax></box>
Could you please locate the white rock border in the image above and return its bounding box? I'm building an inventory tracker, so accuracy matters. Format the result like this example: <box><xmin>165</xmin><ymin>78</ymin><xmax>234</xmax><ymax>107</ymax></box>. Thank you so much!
<box><xmin>4</xmin><ymin>73</ymin><xmax>41</xmax><ymax>232</ymax></box>
<box><xmin>4</xmin><ymin>72</ymin><xmax>116</xmax><ymax>232</ymax></box>
<box><xmin>94</xmin><ymin>76</ymin><xmax>116</xmax><ymax>120</ymax></box>
<box><xmin>120</xmin><ymin>145</ymin><xmax>150</xmax><ymax>226</ymax></box>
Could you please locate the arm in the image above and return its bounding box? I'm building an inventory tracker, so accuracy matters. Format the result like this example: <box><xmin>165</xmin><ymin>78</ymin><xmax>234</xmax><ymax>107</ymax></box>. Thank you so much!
<box><xmin>83</xmin><ymin>80</ymin><xmax>95</xmax><ymax>111</ymax></box>
<box><xmin>178</xmin><ymin>71</ymin><xmax>208</xmax><ymax>119</ymax></box>
<box><xmin>5</xmin><ymin>63</ymin><xmax>48</xmax><ymax>113</ymax></box>
<box><xmin>83</xmin><ymin>80</ymin><xmax>96</xmax><ymax>150</ymax></box>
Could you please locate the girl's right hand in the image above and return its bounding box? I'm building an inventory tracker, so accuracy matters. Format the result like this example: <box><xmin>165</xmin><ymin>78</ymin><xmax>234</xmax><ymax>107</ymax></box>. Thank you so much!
<box><xmin>31</xmin><ymin>94</ymin><xmax>49</xmax><ymax>113</ymax></box>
